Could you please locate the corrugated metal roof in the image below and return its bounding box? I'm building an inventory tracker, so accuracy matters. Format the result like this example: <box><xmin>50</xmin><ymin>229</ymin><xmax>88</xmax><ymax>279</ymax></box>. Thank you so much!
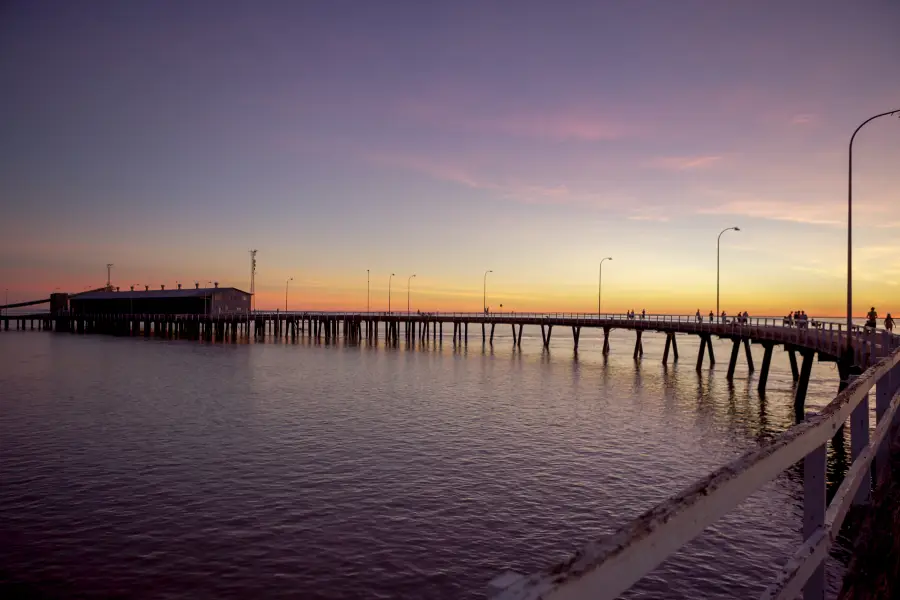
<box><xmin>72</xmin><ymin>287</ymin><xmax>250</xmax><ymax>301</ymax></box>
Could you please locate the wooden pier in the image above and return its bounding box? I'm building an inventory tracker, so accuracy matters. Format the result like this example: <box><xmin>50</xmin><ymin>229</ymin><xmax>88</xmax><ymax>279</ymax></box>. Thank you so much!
<box><xmin>3</xmin><ymin>310</ymin><xmax>898</xmax><ymax>417</ymax></box>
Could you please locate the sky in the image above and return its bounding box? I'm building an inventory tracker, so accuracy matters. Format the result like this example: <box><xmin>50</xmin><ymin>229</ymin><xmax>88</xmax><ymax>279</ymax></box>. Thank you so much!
<box><xmin>1</xmin><ymin>0</ymin><xmax>899</xmax><ymax>315</ymax></box>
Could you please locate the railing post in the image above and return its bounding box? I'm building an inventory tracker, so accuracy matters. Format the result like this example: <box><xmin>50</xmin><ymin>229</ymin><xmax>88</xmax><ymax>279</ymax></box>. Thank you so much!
<box><xmin>803</xmin><ymin>416</ymin><xmax>827</xmax><ymax>600</ymax></box>
<box><xmin>850</xmin><ymin>374</ymin><xmax>871</xmax><ymax>505</ymax></box>
<box><xmin>875</xmin><ymin>363</ymin><xmax>899</xmax><ymax>485</ymax></box>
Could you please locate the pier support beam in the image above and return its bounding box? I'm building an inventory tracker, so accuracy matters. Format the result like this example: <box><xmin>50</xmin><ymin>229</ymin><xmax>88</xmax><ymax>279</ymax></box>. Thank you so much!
<box><xmin>757</xmin><ymin>343</ymin><xmax>774</xmax><ymax>394</ymax></box>
<box><xmin>490</xmin><ymin>323</ymin><xmax>495</xmax><ymax>345</ymax></box>
<box><xmin>696</xmin><ymin>334</ymin><xmax>714</xmax><ymax>371</ymax></box>
<box><xmin>517</xmin><ymin>324</ymin><xmax>524</xmax><ymax>348</ymax></box>
<box><xmin>726</xmin><ymin>338</ymin><xmax>741</xmax><ymax>380</ymax></box>
<box><xmin>572</xmin><ymin>326</ymin><xmax>580</xmax><ymax>352</ymax></box>
<box><xmin>662</xmin><ymin>333</ymin><xmax>673</xmax><ymax>364</ymax></box>
<box><xmin>602</xmin><ymin>327</ymin><xmax>610</xmax><ymax>355</ymax></box>
<box><xmin>633</xmin><ymin>330</ymin><xmax>643</xmax><ymax>359</ymax></box>
<box><xmin>787</xmin><ymin>347</ymin><xmax>799</xmax><ymax>382</ymax></box>
<box><xmin>793</xmin><ymin>350</ymin><xmax>815</xmax><ymax>419</ymax></box>
<box><xmin>743</xmin><ymin>338</ymin><xmax>755</xmax><ymax>373</ymax></box>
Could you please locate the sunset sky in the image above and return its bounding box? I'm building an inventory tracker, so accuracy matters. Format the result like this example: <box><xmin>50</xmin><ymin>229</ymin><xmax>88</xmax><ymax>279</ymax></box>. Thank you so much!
<box><xmin>1</xmin><ymin>1</ymin><xmax>898</xmax><ymax>315</ymax></box>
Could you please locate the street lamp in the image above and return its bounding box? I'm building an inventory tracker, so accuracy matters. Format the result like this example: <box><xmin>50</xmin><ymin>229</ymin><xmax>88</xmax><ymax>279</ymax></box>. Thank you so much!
<box><xmin>717</xmin><ymin>227</ymin><xmax>740</xmax><ymax>318</ymax></box>
<box><xmin>367</xmin><ymin>269</ymin><xmax>370</xmax><ymax>313</ymax></box>
<box><xmin>388</xmin><ymin>273</ymin><xmax>395</xmax><ymax>314</ymax></box>
<box><xmin>483</xmin><ymin>270</ymin><xmax>493</xmax><ymax>314</ymax></box>
<box><xmin>598</xmin><ymin>257</ymin><xmax>612</xmax><ymax>317</ymax></box>
<box><xmin>285</xmin><ymin>277</ymin><xmax>293</xmax><ymax>311</ymax></box>
<box><xmin>407</xmin><ymin>274</ymin><xmax>416</xmax><ymax>315</ymax></box>
<box><xmin>847</xmin><ymin>109</ymin><xmax>899</xmax><ymax>336</ymax></box>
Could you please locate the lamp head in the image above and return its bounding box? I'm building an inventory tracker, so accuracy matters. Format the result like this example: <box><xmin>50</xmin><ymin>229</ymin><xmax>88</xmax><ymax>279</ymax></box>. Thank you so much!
<box><xmin>734</xmin><ymin>227</ymin><xmax>741</xmax><ymax>231</ymax></box>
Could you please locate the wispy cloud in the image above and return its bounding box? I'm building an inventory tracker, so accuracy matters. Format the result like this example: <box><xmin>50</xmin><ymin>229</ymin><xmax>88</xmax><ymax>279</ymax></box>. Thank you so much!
<box><xmin>488</xmin><ymin>113</ymin><xmax>625</xmax><ymax>141</ymax></box>
<box><xmin>368</xmin><ymin>154</ymin><xmax>487</xmax><ymax>190</ymax></box>
<box><xmin>790</xmin><ymin>264</ymin><xmax>843</xmax><ymax>278</ymax></box>
<box><xmin>401</xmin><ymin>98</ymin><xmax>628</xmax><ymax>142</ymax></box>
<box><xmin>367</xmin><ymin>153</ymin><xmax>577</xmax><ymax>205</ymax></box>
<box><xmin>791</xmin><ymin>113</ymin><xmax>817</xmax><ymax>125</ymax></box>
<box><xmin>367</xmin><ymin>152</ymin><xmax>624</xmax><ymax>208</ymax></box>
<box><xmin>697</xmin><ymin>198</ymin><xmax>842</xmax><ymax>226</ymax></box>
<box><xmin>627</xmin><ymin>213</ymin><xmax>670</xmax><ymax>223</ymax></box>
<box><xmin>652</xmin><ymin>155</ymin><xmax>723</xmax><ymax>170</ymax></box>
<box><xmin>875</xmin><ymin>221</ymin><xmax>900</xmax><ymax>229</ymax></box>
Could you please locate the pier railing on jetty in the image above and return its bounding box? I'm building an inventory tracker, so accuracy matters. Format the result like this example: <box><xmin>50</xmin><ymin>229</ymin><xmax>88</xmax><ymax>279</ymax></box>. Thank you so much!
<box><xmin>487</xmin><ymin>347</ymin><xmax>900</xmax><ymax>600</ymax></box>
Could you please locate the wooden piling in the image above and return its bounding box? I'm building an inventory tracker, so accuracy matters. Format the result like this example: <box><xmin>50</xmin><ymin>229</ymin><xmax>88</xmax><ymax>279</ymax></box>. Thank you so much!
<box><xmin>726</xmin><ymin>338</ymin><xmax>741</xmax><ymax>380</ymax></box>
<box><xmin>757</xmin><ymin>343</ymin><xmax>774</xmax><ymax>394</ymax></box>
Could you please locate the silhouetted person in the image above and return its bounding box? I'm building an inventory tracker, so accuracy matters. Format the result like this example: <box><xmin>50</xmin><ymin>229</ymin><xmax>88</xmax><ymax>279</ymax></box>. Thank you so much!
<box><xmin>641</xmin><ymin>309</ymin><xmax>646</xmax><ymax>320</ymax></box>
<box><xmin>708</xmin><ymin>310</ymin><xmax>714</xmax><ymax>322</ymax></box>
<box><xmin>866</xmin><ymin>306</ymin><xmax>877</xmax><ymax>330</ymax></box>
<box><xmin>696</xmin><ymin>309</ymin><xmax>701</xmax><ymax>323</ymax></box>
<box><xmin>885</xmin><ymin>313</ymin><xmax>894</xmax><ymax>332</ymax></box>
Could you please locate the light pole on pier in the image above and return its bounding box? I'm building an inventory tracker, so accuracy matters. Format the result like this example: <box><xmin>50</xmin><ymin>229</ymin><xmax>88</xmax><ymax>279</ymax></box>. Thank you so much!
<box><xmin>285</xmin><ymin>277</ymin><xmax>293</xmax><ymax>312</ymax></box>
<box><xmin>598</xmin><ymin>257</ymin><xmax>612</xmax><ymax>317</ymax></box>
<box><xmin>407</xmin><ymin>274</ymin><xmax>416</xmax><ymax>315</ymax></box>
<box><xmin>717</xmin><ymin>227</ymin><xmax>740</xmax><ymax>319</ymax></box>
<box><xmin>367</xmin><ymin>269</ymin><xmax>370</xmax><ymax>314</ymax></box>
<box><xmin>388</xmin><ymin>273</ymin><xmax>395</xmax><ymax>314</ymax></box>
<box><xmin>106</xmin><ymin>263</ymin><xmax>114</xmax><ymax>288</ymax></box>
<box><xmin>847</xmin><ymin>109</ymin><xmax>899</xmax><ymax>337</ymax></box>
<box><xmin>483</xmin><ymin>270</ymin><xmax>493</xmax><ymax>314</ymax></box>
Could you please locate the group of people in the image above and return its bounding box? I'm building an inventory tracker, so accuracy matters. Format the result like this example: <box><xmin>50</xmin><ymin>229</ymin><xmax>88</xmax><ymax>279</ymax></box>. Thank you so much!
<box><xmin>695</xmin><ymin>309</ymin><xmax>714</xmax><ymax>323</ymax></box>
<box><xmin>720</xmin><ymin>310</ymin><xmax>750</xmax><ymax>324</ymax></box>
<box><xmin>626</xmin><ymin>309</ymin><xmax>647</xmax><ymax>320</ymax></box>
<box><xmin>866</xmin><ymin>307</ymin><xmax>894</xmax><ymax>332</ymax></box>
<box><xmin>783</xmin><ymin>310</ymin><xmax>811</xmax><ymax>328</ymax></box>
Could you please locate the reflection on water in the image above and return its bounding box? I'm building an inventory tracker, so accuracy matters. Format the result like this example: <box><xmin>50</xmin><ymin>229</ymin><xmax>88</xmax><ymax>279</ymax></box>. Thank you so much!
<box><xmin>0</xmin><ymin>326</ymin><xmax>859</xmax><ymax>599</ymax></box>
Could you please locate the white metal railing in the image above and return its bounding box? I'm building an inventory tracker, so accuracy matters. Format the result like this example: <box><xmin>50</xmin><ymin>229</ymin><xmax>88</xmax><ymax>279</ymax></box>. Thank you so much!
<box><xmin>487</xmin><ymin>348</ymin><xmax>900</xmax><ymax>600</ymax></box>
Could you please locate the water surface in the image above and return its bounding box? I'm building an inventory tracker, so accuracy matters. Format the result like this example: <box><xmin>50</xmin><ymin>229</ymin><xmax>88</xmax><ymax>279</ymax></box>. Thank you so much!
<box><xmin>0</xmin><ymin>327</ymin><xmax>853</xmax><ymax>599</ymax></box>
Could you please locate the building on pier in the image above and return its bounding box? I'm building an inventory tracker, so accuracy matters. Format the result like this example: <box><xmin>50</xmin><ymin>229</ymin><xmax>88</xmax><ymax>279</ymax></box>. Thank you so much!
<box><xmin>69</xmin><ymin>283</ymin><xmax>250</xmax><ymax>316</ymax></box>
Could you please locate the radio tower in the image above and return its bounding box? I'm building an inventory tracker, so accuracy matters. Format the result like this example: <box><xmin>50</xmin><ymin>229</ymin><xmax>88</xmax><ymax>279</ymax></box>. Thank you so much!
<box><xmin>249</xmin><ymin>250</ymin><xmax>257</xmax><ymax>312</ymax></box>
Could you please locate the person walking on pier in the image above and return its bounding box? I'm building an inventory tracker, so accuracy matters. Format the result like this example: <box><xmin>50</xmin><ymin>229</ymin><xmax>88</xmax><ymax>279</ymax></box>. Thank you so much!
<box><xmin>866</xmin><ymin>307</ymin><xmax>878</xmax><ymax>331</ymax></box>
<box><xmin>886</xmin><ymin>313</ymin><xmax>894</xmax><ymax>332</ymax></box>
<box><xmin>708</xmin><ymin>310</ymin><xmax>714</xmax><ymax>323</ymax></box>
<box><xmin>721</xmin><ymin>310</ymin><xmax>727</xmax><ymax>324</ymax></box>
<box><xmin>696</xmin><ymin>309</ymin><xmax>701</xmax><ymax>323</ymax></box>
<box><xmin>641</xmin><ymin>309</ymin><xmax>646</xmax><ymax>320</ymax></box>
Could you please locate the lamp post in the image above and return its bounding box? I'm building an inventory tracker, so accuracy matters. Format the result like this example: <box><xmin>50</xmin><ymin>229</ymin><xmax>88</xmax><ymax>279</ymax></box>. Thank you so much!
<box><xmin>717</xmin><ymin>227</ymin><xmax>740</xmax><ymax>319</ymax></box>
<box><xmin>388</xmin><ymin>273</ymin><xmax>395</xmax><ymax>314</ymax></box>
<box><xmin>285</xmin><ymin>277</ymin><xmax>293</xmax><ymax>311</ymax></box>
<box><xmin>367</xmin><ymin>269</ymin><xmax>370</xmax><ymax>314</ymax></box>
<box><xmin>847</xmin><ymin>109</ymin><xmax>899</xmax><ymax>336</ymax></box>
<box><xmin>483</xmin><ymin>270</ymin><xmax>493</xmax><ymax>314</ymax></box>
<box><xmin>407</xmin><ymin>274</ymin><xmax>416</xmax><ymax>315</ymax></box>
<box><xmin>598</xmin><ymin>257</ymin><xmax>612</xmax><ymax>317</ymax></box>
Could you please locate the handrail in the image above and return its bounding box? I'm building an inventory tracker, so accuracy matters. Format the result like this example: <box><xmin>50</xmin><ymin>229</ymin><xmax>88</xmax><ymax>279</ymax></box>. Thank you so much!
<box><xmin>489</xmin><ymin>348</ymin><xmax>900</xmax><ymax>600</ymax></box>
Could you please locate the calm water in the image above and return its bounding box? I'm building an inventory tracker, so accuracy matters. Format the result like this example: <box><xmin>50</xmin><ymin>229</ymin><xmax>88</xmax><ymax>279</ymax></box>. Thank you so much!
<box><xmin>0</xmin><ymin>327</ymin><xmax>856</xmax><ymax>599</ymax></box>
